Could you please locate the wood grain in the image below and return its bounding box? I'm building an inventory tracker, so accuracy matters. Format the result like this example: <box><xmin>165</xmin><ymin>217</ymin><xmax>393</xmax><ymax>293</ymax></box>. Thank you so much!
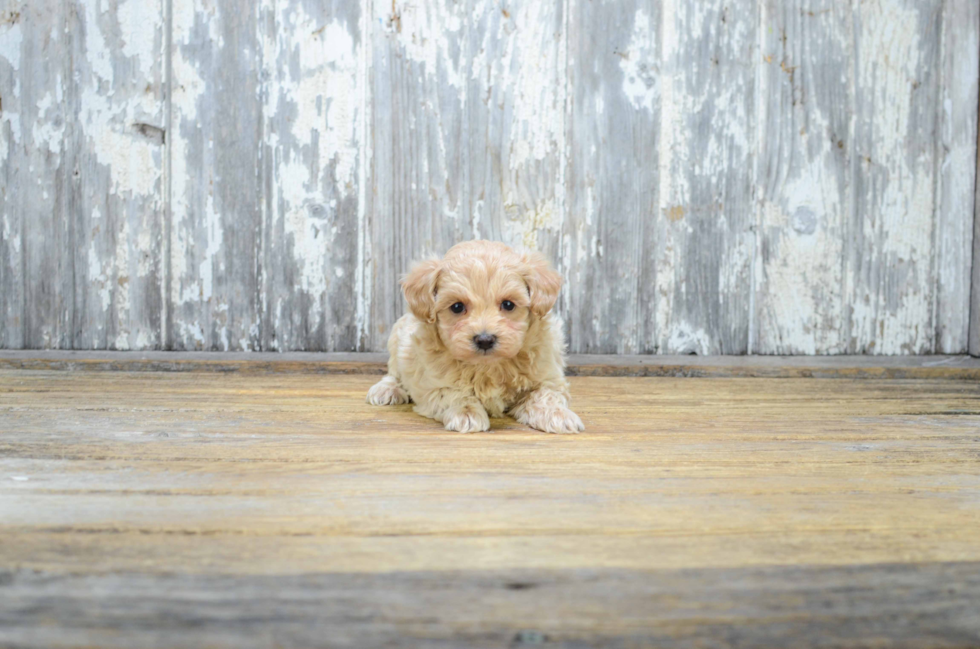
<box><xmin>0</xmin><ymin>0</ymin><xmax>74</xmax><ymax>349</ymax></box>
<box><xmin>3</xmin><ymin>564</ymin><xmax>980</xmax><ymax>649</ymax></box>
<box><xmin>70</xmin><ymin>0</ymin><xmax>167</xmax><ymax>351</ymax></box>
<box><xmin>972</xmin><ymin>37</ymin><xmax>980</xmax><ymax>358</ymax></box>
<box><xmin>848</xmin><ymin>0</ymin><xmax>944</xmax><ymax>354</ymax></box>
<box><xmin>564</xmin><ymin>0</ymin><xmax>659</xmax><ymax>354</ymax></box>
<box><xmin>937</xmin><ymin>0</ymin><xmax>979</xmax><ymax>354</ymax></box>
<box><xmin>1</xmin><ymin>370</ymin><xmax>980</xmax><ymax>646</ymax></box>
<box><xmin>168</xmin><ymin>0</ymin><xmax>263</xmax><ymax>351</ymax></box>
<box><xmin>755</xmin><ymin>0</ymin><xmax>850</xmax><ymax>354</ymax></box>
<box><xmin>258</xmin><ymin>0</ymin><xmax>361</xmax><ymax>352</ymax></box>
<box><xmin>655</xmin><ymin>0</ymin><xmax>757</xmax><ymax>355</ymax></box>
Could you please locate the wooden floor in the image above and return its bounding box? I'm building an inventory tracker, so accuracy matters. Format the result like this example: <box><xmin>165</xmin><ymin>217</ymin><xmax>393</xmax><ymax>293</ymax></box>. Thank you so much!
<box><xmin>2</xmin><ymin>369</ymin><xmax>980</xmax><ymax>648</ymax></box>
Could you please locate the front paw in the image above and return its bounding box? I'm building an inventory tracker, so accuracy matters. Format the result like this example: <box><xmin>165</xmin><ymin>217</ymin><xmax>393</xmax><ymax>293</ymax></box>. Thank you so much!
<box><xmin>367</xmin><ymin>377</ymin><xmax>409</xmax><ymax>406</ymax></box>
<box><xmin>443</xmin><ymin>405</ymin><xmax>491</xmax><ymax>433</ymax></box>
<box><xmin>517</xmin><ymin>406</ymin><xmax>585</xmax><ymax>434</ymax></box>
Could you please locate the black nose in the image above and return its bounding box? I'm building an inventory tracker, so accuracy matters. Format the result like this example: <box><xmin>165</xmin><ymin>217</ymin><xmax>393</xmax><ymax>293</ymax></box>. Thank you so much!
<box><xmin>473</xmin><ymin>333</ymin><xmax>497</xmax><ymax>351</ymax></box>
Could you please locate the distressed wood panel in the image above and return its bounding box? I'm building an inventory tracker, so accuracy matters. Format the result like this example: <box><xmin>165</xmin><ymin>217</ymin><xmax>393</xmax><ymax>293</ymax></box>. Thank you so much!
<box><xmin>973</xmin><ymin>107</ymin><xmax>980</xmax><ymax>356</ymax></box>
<box><xmin>70</xmin><ymin>0</ymin><xmax>166</xmax><ymax>350</ymax></box>
<box><xmin>847</xmin><ymin>0</ymin><xmax>944</xmax><ymax>354</ymax></box>
<box><xmin>168</xmin><ymin>0</ymin><xmax>263</xmax><ymax>351</ymax></box>
<box><xmin>937</xmin><ymin>0</ymin><xmax>979</xmax><ymax>354</ymax></box>
<box><xmin>1</xmin><ymin>0</ymin><xmax>978</xmax><ymax>355</ymax></box>
<box><xmin>365</xmin><ymin>0</ymin><xmax>566</xmax><ymax>351</ymax></box>
<box><xmin>655</xmin><ymin>0</ymin><xmax>757</xmax><ymax>355</ymax></box>
<box><xmin>564</xmin><ymin>1</ymin><xmax>659</xmax><ymax>354</ymax></box>
<box><xmin>0</xmin><ymin>1</ymin><xmax>73</xmax><ymax>349</ymax></box>
<box><xmin>258</xmin><ymin>0</ymin><xmax>362</xmax><ymax>352</ymax></box>
<box><xmin>754</xmin><ymin>1</ymin><xmax>851</xmax><ymax>354</ymax></box>
<box><xmin>0</xmin><ymin>3</ymin><xmax>27</xmax><ymax>348</ymax></box>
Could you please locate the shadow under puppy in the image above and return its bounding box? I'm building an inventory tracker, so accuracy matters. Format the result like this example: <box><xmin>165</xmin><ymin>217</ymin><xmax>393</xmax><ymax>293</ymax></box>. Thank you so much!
<box><xmin>367</xmin><ymin>240</ymin><xmax>584</xmax><ymax>434</ymax></box>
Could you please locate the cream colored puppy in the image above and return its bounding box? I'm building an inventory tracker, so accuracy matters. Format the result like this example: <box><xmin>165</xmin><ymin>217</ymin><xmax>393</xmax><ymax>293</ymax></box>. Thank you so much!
<box><xmin>367</xmin><ymin>240</ymin><xmax>584</xmax><ymax>434</ymax></box>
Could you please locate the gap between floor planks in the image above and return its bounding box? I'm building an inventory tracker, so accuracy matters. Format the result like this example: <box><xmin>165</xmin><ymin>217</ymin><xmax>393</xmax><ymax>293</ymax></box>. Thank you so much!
<box><xmin>1</xmin><ymin>351</ymin><xmax>979</xmax><ymax>379</ymax></box>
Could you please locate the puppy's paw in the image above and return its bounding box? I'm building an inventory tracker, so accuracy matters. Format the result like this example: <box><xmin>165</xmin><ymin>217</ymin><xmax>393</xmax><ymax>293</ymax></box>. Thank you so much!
<box><xmin>367</xmin><ymin>376</ymin><xmax>409</xmax><ymax>406</ymax></box>
<box><xmin>517</xmin><ymin>405</ymin><xmax>585</xmax><ymax>434</ymax></box>
<box><xmin>443</xmin><ymin>405</ymin><xmax>491</xmax><ymax>434</ymax></box>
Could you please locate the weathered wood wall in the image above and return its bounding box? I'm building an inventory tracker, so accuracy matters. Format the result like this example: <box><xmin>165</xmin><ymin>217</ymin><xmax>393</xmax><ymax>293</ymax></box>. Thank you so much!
<box><xmin>1</xmin><ymin>0</ymin><xmax>978</xmax><ymax>354</ymax></box>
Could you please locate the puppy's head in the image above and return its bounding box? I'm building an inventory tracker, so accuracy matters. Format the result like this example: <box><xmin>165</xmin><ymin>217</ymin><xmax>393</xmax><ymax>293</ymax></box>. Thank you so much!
<box><xmin>401</xmin><ymin>241</ymin><xmax>561</xmax><ymax>362</ymax></box>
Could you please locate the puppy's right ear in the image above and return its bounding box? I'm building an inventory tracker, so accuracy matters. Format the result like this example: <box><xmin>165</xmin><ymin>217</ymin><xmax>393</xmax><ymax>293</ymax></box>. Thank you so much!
<box><xmin>401</xmin><ymin>258</ymin><xmax>441</xmax><ymax>323</ymax></box>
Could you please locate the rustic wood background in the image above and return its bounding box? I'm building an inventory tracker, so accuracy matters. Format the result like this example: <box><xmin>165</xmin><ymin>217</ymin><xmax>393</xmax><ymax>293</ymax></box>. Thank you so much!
<box><xmin>0</xmin><ymin>0</ymin><xmax>978</xmax><ymax>355</ymax></box>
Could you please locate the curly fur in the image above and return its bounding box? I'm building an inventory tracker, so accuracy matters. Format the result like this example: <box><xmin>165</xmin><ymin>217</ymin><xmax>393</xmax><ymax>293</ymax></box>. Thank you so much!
<box><xmin>367</xmin><ymin>240</ymin><xmax>584</xmax><ymax>434</ymax></box>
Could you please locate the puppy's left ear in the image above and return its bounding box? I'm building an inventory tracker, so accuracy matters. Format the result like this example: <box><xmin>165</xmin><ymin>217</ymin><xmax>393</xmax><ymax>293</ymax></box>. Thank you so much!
<box><xmin>521</xmin><ymin>251</ymin><xmax>562</xmax><ymax>317</ymax></box>
<box><xmin>401</xmin><ymin>258</ymin><xmax>442</xmax><ymax>323</ymax></box>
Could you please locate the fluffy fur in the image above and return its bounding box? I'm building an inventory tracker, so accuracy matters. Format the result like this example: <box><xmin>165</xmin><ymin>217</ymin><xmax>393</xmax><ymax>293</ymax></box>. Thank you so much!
<box><xmin>367</xmin><ymin>240</ymin><xmax>584</xmax><ymax>434</ymax></box>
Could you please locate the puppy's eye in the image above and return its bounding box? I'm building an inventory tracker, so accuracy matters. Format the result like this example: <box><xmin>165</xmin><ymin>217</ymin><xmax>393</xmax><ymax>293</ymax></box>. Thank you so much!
<box><xmin>501</xmin><ymin>300</ymin><xmax>515</xmax><ymax>311</ymax></box>
<box><xmin>450</xmin><ymin>302</ymin><xmax>466</xmax><ymax>314</ymax></box>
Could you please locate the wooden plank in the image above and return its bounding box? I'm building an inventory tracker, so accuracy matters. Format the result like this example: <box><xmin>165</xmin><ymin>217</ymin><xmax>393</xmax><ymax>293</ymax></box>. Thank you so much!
<box><xmin>655</xmin><ymin>0</ymin><xmax>757</xmax><ymax>355</ymax></box>
<box><xmin>0</xmin><ymin>2</ymin><xmax>26</xmax><ymax>349</ymax></box>
<box><xmin>168</xmin><ymin>0</ymin><xmax>263</xmax><ymax>351</ymax></box>
<box><xmin>754</xmin><ymin>0</ymin><xmax>850</xmax><ymax>354</ymax></box>
<box><xmin>2</xmin><ymin>564</ymin><xmax>980</xmax><ymax>649</ymax></box>
<box><xmin>1</xmin><ymin>371</ymin><xmax>980</xmax><ymax>645</ymax></box>
<box><xmin>936</xmin><ymin>0</ymin><xmax>979</xmax><ymax>354</ymax></box>
<box><xmin>365</xmin><ymin>0</ymin><xmax>566</xmax><ymax>351</ymax></box>
<box><xmin>972</xmin><ymin>40</ymin><xmax>980</xmax><ymax>358</ymax></box>
<box><xmin>2</xmin><ymin>350</ymin><xmax>980</xmax><ymax>379</ymax></box>
<box><xmin>0</xmin><ymin>1</ymin><xmax>73</xmax><ymax>349</ymax></box>
<box><xmin>69</xmin><ymin>0</ymin><xmax>167</xmax><ymax>350</ymax></box>
<box><xmin>258</xmin><ymin>0</ymin><xmax>361</xmax><ymax>352</ymax></box>
<box><xmin>847</xmin><ymin>0</ymin><xmax>943</xmax><ymax>354</ymax></box>
<box><xmin>563</xmin><ymin>0</ymin><xmax>659</xmax><ymax>354</ymax></box>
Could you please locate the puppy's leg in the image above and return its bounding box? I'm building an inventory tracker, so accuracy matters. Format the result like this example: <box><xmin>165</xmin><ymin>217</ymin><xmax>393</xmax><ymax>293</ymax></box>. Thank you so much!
<box><xmin>367</xmin><ymin>375</ymin><xmax>410</xmax><ymax>406</ymax></box>
<box><xmin>511</xmin><ymin>388</ymin><xmax>584</xmax><ymax>434</ymax></box>
<box><xmin>415</xmin><ymin>389</ymin><xmax>490</xmax><ymax>433</ymax></box>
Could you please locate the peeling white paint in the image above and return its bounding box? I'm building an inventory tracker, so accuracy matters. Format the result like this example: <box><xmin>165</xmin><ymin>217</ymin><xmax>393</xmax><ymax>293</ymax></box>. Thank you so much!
<box><xmin>655</xmin><ymin>0</ymin><xmax>682</xmax><ymax>350</ymax></box>
<box><xmin>382</xmin><ymin>0</ymin><xmax>464</xmax><ymax>88</ymax></box>
<box><xmin>667</xmin><ymin>323</ymin><xmax>710</xmax><ymax>356</ymax></box>
<box><xmin>502</xmin><ymin>1</ymin><xmax>563</xmax><ymax>170</ymax></box>
<box><xmin>851</xmin><ymin>0</ymin><xmax>934</xmax><ymax>354</ymax></box>
<box><xmin>31</xmin><ymin>92</ymin><xmax>64</xmax><ymax>155</ymax></box>
<box><xmin>263</xmin><ymin>3</ymin><xmax>361</xmax><ymax>333</ymax></box>
<box><xmin>169</xmin><ymin>0</ymin><xmax>208</xmax><ymax>312</ymax></box>
<box><xmin>117</xmin><ymin>0</ymin><xmax>160</xmax><ymax>79</ymax></box>
<box><xmin>199</xmin><ymin>193</ymin><xmax>222</xmax><ymax>301</ymax></box>
<box><xmin>935</xmin><ymin>0</ymin><xmax>980</xmax><ymax>353</ymax></box>
<box><xmin>503</xmin><ymin>198</ymin><xmax>559</xmax><ymax>252</ymax></box>
<box><xmin>0</xmin><ymin>20</ymin><xmax>22</xmax><ymax>70</ymax></box>
<box><xmin>760</xmin><ymin>150</ymin><xmax>845</xmax><ymax>355</ymax></box>
<box><xmin>83</xmin><ymin>3</ymin><xmax>114</xmax><ymax>86</ymax></box>
<box><xmin>1</xmin><ymin>213</ymin><xmax>17</xmax><ymax>254</ymax></box>
<box><xmin>620</xmin><ymin>8</ymin><xmax>659</xmax><ymax>113</ymax></box>
<box><xmin>2</xmin><ymin>0</ymin><xmax>975</xmax><ymax>355</ymax></box>
<box><xmin>177</xmin><ymin>321</ymin><xmax>206</xmax><ymax>348</ymax></box>
<box><xmin>355</xmin><ymin>0</ymin><xmax>373</xmax><ymax>349</ymax></box>
<box><xmin>80</xmin><ymin>87</ymin><xmax>160</xmax><ymax>196</ymax></box>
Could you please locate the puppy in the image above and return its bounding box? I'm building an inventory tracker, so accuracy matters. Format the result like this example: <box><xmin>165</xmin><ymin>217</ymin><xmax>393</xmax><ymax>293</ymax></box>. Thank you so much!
<box><xmin>367</xmin><ymin>240</ymin><xmax>584</xmax><ymax>434</ymax></box>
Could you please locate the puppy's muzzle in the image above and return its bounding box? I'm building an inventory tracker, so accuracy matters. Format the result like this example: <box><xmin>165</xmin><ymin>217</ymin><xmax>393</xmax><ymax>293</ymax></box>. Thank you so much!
<box><xmin>473</xmin><ymin>333</ymin><xmax>497</xmax><ymax>351</ymax></box>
